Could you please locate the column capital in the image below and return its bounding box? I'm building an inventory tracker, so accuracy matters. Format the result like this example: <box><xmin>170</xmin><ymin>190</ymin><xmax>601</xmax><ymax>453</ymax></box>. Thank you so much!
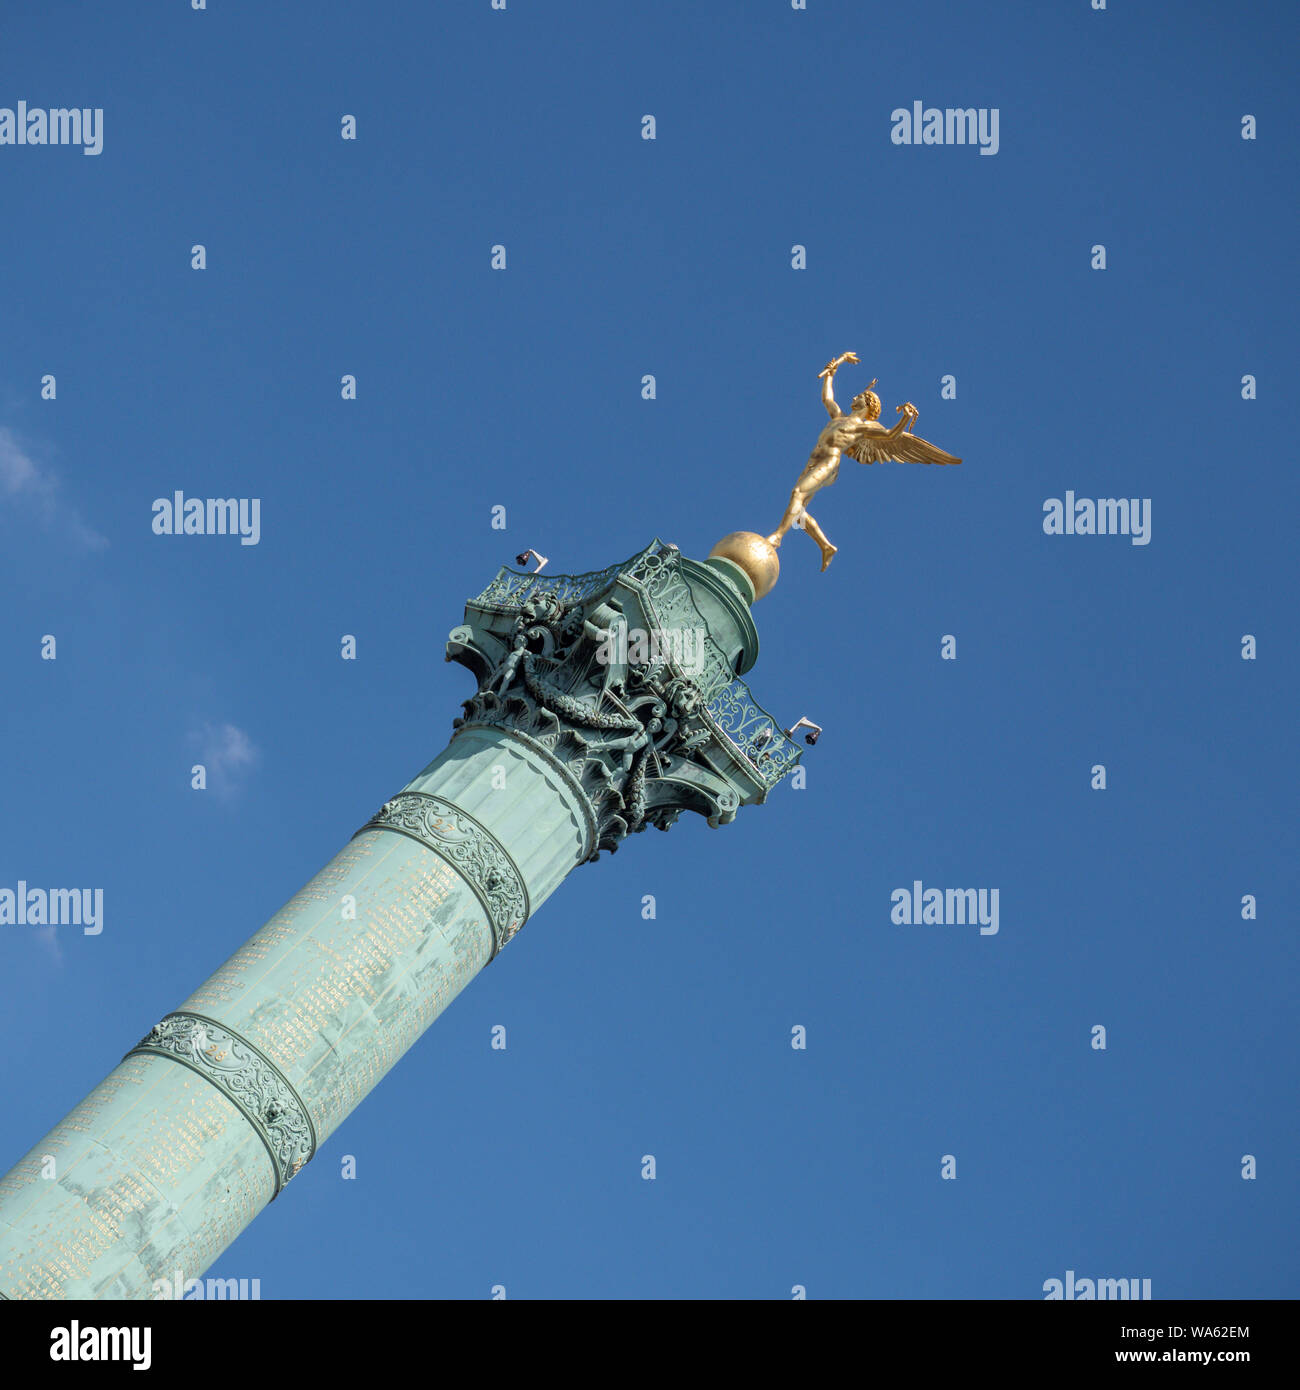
<box><xmin>445</xmin><ymin>540</ymin><xmax>803</xmax><ymax>860</ymax></box>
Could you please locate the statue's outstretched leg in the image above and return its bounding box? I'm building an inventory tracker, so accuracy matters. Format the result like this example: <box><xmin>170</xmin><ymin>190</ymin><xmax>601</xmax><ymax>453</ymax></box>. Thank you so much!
<box><xmin>768</xmin><ymin>488</ymin><xmax>808</xmax><ymax>548</ymax></box>
<box><xmin>798</xmin><ymin>511</ymin><xmax>837</xmax><ymax>571</ymax></box>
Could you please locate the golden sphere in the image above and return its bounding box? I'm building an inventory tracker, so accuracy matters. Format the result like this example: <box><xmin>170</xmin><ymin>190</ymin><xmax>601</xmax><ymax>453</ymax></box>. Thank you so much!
<box><xmin>707</xmin><ymin>531</ymin><xmax>780</xmax><ymax>601</ymax></box>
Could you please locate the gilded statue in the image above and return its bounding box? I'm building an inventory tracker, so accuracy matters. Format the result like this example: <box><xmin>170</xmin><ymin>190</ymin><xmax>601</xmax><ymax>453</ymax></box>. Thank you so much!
<box><xmin>767</xmin><ymin>352</ymin><xmax>962</xmax><ymax>570</ymax></box>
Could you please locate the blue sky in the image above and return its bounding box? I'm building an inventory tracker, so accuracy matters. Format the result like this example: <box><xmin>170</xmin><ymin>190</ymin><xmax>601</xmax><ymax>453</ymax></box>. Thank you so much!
<box><xmin>1</xmin><ymin>0</ymin><xmax>1296</xmax><ymax>1299</ymax></box>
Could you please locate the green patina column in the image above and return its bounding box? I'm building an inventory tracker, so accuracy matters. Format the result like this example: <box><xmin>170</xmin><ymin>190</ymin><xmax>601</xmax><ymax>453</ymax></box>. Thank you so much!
<box><xmin>0</xmin><ymin>538</ymin><xmax>800</xmax><ymax>1299</ymax></box>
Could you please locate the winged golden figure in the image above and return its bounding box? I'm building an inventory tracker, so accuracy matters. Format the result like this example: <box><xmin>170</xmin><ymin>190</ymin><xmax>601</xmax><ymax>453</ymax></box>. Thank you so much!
<box><xmin>767</xmin><ymin>351</ymin><xmax>961</xmax><ymax>571</ymax></box>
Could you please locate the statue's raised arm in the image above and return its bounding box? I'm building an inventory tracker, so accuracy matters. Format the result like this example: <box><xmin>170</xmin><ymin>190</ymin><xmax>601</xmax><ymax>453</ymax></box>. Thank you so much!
<box><xmin>818</xmin><ymin>351</ymin><xmax>859</xmax><ymax>419</ymax></box>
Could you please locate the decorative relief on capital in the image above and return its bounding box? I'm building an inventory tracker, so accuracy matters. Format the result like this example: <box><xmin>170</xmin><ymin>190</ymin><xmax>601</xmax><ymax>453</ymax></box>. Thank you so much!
<box><xmin>357</xmin><ymin>792</ymin><xmax>529</xmax><ymax>954</ymax></box>
<box><xmin>126</xmin><ymin>1012</ymin><xmax>315</xmax><ymax>1196</ymax></box>
<box><xmin>449</xmin><ymin>541</ymin><xmax>801</xmax><ymax>862</ymax></box>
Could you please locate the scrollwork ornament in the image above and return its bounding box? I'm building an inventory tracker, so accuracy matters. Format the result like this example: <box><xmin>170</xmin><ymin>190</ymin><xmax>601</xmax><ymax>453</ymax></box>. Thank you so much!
<box><xmin>126</xmin><ymin>1012</ymin><xmax>316</xmax><ymax>1196</ymax></box>
<box><xmin>358</xmin><ymin>793</ymin><xmax>529</xmax><ymax>953</ymax></box>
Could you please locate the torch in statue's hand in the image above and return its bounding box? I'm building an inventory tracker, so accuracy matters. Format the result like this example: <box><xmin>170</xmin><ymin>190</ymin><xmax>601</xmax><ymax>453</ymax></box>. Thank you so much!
<box><xmin>818</xmin><ymin>351</ymin><xmax>859</xmax><ymax>379</ymax></box>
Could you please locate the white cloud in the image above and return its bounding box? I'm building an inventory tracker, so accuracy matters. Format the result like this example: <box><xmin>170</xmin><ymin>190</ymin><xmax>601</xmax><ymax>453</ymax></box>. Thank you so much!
<box><xmin>0</xmin><ymin>425</ymin><xmax>107</xmax><ymax>549</ymax></box>
<box><xmin>193</xmin><ymin>722</ymin><xmax>259</xmax><ymax>798</ymax></box>
<box><xmin>34</xmin><ymin>922</ymin><xmax>64</xmax><ymax>968</ymax></box>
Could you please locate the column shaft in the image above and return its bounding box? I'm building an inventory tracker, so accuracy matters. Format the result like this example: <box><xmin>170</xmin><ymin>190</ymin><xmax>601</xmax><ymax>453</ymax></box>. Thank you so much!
<box><xmin>0</xmin><ymin>728</ymin><xmax>580</xmax><ymax>1299</ymax></box>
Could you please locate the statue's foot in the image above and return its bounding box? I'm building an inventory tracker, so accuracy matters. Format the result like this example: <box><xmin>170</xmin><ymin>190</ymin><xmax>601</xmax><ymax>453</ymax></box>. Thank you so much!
<box><xmin>820</xmin><ymin>545</ymin><xmax>837</xmax><ymax>572</ymax></box>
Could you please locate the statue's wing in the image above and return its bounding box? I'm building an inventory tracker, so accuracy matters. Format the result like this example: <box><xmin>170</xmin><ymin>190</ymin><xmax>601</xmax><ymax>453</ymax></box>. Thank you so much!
<box><xmin>845</xmin><ymin>421</ymin><xmax>962</xmax><ymax>466</ymax></box>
